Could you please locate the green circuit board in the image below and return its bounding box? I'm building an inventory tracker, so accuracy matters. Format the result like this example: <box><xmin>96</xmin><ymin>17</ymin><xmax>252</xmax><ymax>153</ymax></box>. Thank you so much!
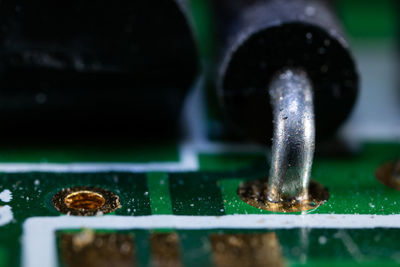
<box><xmin>0</xmin><ymin>0</ymin><xmax>400</xmax><ymax>266</ymax></box>
<box><xmin>0</xmin><ymin>142</ymin><xmax>399</xmax><ymax>266</ymax></box>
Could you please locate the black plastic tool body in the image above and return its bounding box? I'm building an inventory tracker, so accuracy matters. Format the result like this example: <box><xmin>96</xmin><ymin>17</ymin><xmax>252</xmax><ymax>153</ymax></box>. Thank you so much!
<box><xmin>214</xmin><ymin>0</ymin><xmax>358</xmax><ymax>143</ymax></box>
<box><xmin>0</xmin><ymin>0</ymin><xmax>198</xmax><ymax>138</ymax></box>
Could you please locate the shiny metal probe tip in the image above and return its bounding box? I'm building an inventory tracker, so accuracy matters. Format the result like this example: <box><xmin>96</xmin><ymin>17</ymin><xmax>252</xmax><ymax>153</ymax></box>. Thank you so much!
<box><xmin>267</xmin><ymin>68</ymin><xmax>315</xmax><ymax>203</ymax></box>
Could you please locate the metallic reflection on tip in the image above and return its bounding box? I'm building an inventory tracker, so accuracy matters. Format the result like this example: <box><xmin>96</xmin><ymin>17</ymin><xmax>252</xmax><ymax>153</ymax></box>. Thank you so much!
<box><xmin>267</xmin><ymin>68</ymin><xmax>315</xmax><ymax>203</ymax></box>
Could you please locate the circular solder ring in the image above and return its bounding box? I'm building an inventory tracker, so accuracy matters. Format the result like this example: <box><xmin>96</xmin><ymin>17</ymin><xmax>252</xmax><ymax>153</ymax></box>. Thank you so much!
<box><xmin>52</xmin><ymin>187</ymin><xmax>121</xmax><ymax>216</ymax></box>
<box><xmin>376</xmin><ymin>160</ymin><xmax>400</xmax><ymax>190</ymax></box>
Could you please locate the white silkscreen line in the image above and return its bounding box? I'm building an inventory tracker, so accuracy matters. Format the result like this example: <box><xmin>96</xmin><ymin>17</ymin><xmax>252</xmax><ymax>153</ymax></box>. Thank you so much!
<box><xmin>23</xmin><ymin>214</ymin><xmax>400</xmax><ymax>267</ymax></box>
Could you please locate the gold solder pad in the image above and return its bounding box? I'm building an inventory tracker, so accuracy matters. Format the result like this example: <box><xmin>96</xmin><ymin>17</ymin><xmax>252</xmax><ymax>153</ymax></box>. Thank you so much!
<box><xmin>59</xmin><ymin>230</ymin><xmax>135</xmax><ymax>267</ymax></box>
<box><xmin>53</xmin><ymin>187</ymin><xmax>121</xmax><ymax>216</ymax></box>
<box><xmin>376</xmin><ymin>160</ymin><xmax>400</xmax><ymax>190</ymax></box>
<box><xmin>210</xmin><ymin>233</ymin><xmax>284</xmax><ymax>267</ymax></box>
<box><xmin>238</xmin><ymin>179</ymin><xmax>329</xmax><ymax>212</ymax></box>
<box><xmin>150</xmin><ymin>233</ymin><xmax>182</xmax><ymax>267</ymax></box>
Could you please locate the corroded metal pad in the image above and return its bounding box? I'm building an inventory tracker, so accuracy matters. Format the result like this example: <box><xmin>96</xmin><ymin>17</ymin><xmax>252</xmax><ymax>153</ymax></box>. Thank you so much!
<box><xmin>210</xmin><ymin>233</ymin><xmax>284</xmax><ymax>267</ymax></box>
<box><xmin>59</xmin><ymin>230</ymin><xmax>136</xmax><ymax>267</ymax></box>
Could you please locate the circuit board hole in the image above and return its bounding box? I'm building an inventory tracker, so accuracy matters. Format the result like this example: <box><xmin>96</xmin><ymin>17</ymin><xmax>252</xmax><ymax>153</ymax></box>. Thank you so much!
<box><xmin>64</xmin><ymin>191</ymin><xmax>106</xmax><ymax>211</ymax></box>
<box><xmin>53</xmin><ymin>187</ymin><xmax>121</xmax><ymax>216</ymax></box>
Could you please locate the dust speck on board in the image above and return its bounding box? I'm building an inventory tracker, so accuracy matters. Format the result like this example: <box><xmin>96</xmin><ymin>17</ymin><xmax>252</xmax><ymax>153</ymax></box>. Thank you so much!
<box><xmin>0</xmin><ymin>190</ymin><xmax>12</xmax><ymax>203</ymax></box>
<box><xmin>318</xmin><ymin>236</ymin><xmax>327</xmax><ymax>245</ymax></box>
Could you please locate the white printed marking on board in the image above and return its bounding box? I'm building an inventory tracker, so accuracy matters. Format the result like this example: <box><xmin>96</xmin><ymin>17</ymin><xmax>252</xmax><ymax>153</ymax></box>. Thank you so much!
<box><xmin>0</xmin><ymin>143</ymin><xmax>199</xmax><ymax>173</ymax></box>
<box><xmin>0</xmin><ymin>206</ymin><xmax>13</xmax><ymax>226</ymax></box>
<box><xmin>23</xmin><ymin>214</ymin><xmax>400</xmax><ymax>267</ymax></box>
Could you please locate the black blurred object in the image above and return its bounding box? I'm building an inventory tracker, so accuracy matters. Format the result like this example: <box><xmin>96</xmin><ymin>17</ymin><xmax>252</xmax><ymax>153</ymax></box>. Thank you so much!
<box><xmin>0</xmin><ymin>0</ymin><xmax>197</xmax><ymax>139</ymax></box>
<box><xmin>213</xmin><ymin>0</ymin><xmax>358</xmax><ymax>143</ymax></box>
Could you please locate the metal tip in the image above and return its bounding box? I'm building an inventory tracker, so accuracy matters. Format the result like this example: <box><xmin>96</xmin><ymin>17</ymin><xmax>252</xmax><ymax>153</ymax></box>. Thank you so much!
<box><xmin>267</xmin><ymin>68</ymin><xmax>315</xmax><ymax>203</ymax></box>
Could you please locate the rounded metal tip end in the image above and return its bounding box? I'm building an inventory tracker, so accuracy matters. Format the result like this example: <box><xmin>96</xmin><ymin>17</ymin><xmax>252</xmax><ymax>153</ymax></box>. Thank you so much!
<box><xmin>267</xmin><ymin>68</ymin><xmax>315</xmax><ymax>203</ymax></box>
